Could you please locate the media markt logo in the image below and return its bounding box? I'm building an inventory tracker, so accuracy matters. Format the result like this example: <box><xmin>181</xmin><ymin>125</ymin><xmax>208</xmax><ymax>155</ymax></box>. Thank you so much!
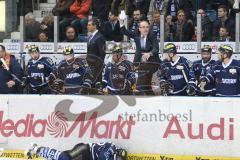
<box><xmin>0</xmin><ymin>111</ymin><xmax>135</xmax><ymax>139</ymax></box>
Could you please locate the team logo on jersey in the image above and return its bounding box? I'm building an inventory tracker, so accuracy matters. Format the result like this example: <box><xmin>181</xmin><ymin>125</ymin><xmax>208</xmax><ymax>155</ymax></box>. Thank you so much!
<box><xmin>73</xmin><ymin>64</ymin><xmax>80</xmax><ymax>69</ymax></box>
<box><xmin>176</xmin><ymin>65</ymin><xmax>184</xmax><ymax>70</ymax></box>
<box><xmin>37</xmin><ymin>64</ymin><xmax>44</xmax><ymax>69</ymax></box>
<box><xmin>229</xmin><ymin>68</ymin><xmax>237</xmax><ymax>74</ymax></box>
<box><xmin>118</xmin><ymin>65</ymin><xmax>126</xmax><ymax>71</ymax></box>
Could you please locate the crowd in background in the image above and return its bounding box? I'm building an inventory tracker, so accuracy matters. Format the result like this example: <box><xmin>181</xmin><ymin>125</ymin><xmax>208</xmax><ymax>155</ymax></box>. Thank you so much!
<box><xmin>21</xmin><ymin>0</ymin><xmax>239</xmax><ymax>43</ymax></box>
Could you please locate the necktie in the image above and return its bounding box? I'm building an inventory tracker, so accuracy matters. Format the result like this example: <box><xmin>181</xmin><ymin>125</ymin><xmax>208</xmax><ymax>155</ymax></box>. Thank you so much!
<box><xmin>111</xmin><ymin>22</ymin><xmax>115</xmax><ymax>30</ymax></box>
<box><xmin>88</xmin><ymin>34</ymin><xmax>93</xmax><ymax>43</ymax></box>
<box><xmin>141</xmin><ymin>36</ymin><xmax>145</xmax><ymax>49</ymax></box>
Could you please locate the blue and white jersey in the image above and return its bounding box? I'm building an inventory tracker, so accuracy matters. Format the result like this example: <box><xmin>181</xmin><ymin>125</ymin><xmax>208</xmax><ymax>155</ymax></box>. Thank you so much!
<box><xmin>90</xmin><ymin>142</ymin><xmax>117</xmax><ymax>160</ymax></box>
<box><xmin>27</xmin><ymin>56</ymin><xmax>54</xmax><ymax>88</ymax></box>
<box><xmin>190</xmin><ymin>59</ymin><xmax>216</xmax><ymax>93</ymax></box>
<box><xmin>103</xmin><ymin>60</ymin><xmax>135</xmax><ymax>93</ymax></box>
<box><xmin>160</xmin><ymin>56</ymin><xmax>193</xmax><ymax>95</ymax></box>
<box><xmin>50</xmin><ymin>57</ymin><xmax>92</xmax><ymax>87</ymax></box>
<box><xmin>206</xmin><ymin>59</ymin><xmax>240</xmax><ymax>96</ymax></box>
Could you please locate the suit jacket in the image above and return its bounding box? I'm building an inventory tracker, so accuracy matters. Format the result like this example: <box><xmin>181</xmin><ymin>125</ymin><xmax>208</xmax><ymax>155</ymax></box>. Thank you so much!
<box><xmin>87</xmin><ymin>31</ymin><xmax>106</xmax><ymax>62</ymax></box>
<box><xmin>101</xmin><ymin>21</ymin><xmax>123</xmax><ymax>42</ymax></box>
<box><xmin>120</xmin><ymin>26</ymin><xmax>160</xmax><ymax>64</ymax></box>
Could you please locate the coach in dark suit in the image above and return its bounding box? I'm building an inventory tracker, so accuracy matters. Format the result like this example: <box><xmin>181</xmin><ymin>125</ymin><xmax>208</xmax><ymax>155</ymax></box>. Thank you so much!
<box><xmin>86</xmin><ymin>18</ymin><xmax>106</xmax><ymax>87</ymax></box>
<box><xmin>119</xmin><ymin>18</ymin><xmax>161</xmax><ymax>95</ymax></box>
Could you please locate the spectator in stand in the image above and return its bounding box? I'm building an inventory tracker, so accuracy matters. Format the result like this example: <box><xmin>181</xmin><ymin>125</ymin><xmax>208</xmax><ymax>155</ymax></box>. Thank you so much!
<box><xmin>111</xmin><ymin>0</ymin><xmax>135</xmax><ymax>18</ymax></box>
<box><xmin>216</xmin><ymin>26</ymin><xmax>232</xmax><ymax>41</ymax></box>
<box><xmin>52</xmin><ymin>0</ymin><xmax>74</xmax><ymax>41</ymax></box>
<box><xmin>164</xmin><ymin>15</ymin><xmax>174</xmax><ymax>41</ymax></box>
<box><xmin>25</xmin><ymin>12</ymin><xmax>41</xmax><ymax>42</ymax></box>
<box><xmin>38</xmin><ymin>31</ymin><xmax>49</xmax><ymax>42</ymax></box>
<box><xmin>70</xmin><ymin>0</ymin><xmax>92</xmax><ymax>34</ymax></box>
<box><xmin>150</xmin><ymin>11</ymin><xmax>161</xmax><ymax>41</ymax></box>
<box><xmin>101</xmin><ymin>11</ymin><xmax>123</xmax><ymax>42</ymax></box>
<box><xmin>133</xmin><ymin>0</ymin><xmax>151</xmax><ymax>16</ymax></box>
<box><xmin>212</xmin><ymin>5</ymin><xmax>235</xmax><ymax>40</ymax></box>
<box><xmin>40</xmin><ymin>14</ymin><xmax>54</xmax><ymax>41</ymax></box>
<box><xmin>92</xmin><ymin>0</ymin><xmax>112</xmax><ymax>23</ymax></box>
<box><xmin>166</xmin><ymin>0</ymin><xmax>193</xmax><ymax>22</ymax></box>
<box><xmin>128</xmin><ymin>9</ymin><xmax>143</xmax><ymax>33</ymax></box>
<box><xmin>63</xmin><ymin>26</ymin><xmax>80</xmax><ymax>42</ymax></box>
<box><xmin>194</xmin><ymin>9</ymin><xmax>212</xmax><ymax>41</ymax></box>
<box><xmin>52</xmin><ymin>0</ymin><xmax>74</xmax><ymax>17</ymax></box>
<box><xmin>192</xmin><ymin>26</ymin><xmax>206</xmax><ymax>41</ymax></box>
<box><xmin>204</xmin><ymin>0</ymin><xmax>234</xmax><ymax>10</ymax></box>
<box><xmin>152</xmin><ymin>0</ymin><xmax>169</xmax><ymax>15</ymax></box>
<box><xmin>172</xmin><ymin>10</ymin><xmax>194</xmax><ymax>41</ymax></box>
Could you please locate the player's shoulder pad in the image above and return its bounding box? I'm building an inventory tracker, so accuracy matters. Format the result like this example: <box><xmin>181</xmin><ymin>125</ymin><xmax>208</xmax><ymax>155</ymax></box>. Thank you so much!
<box><xmin>231</xmin><ymin>59</ymin><xmax>240</xmax><ymax>66</ymax></box>
<box><xmin>57</xmin><ymin>59</ymin><xmax>67</xmax><ymax>67</ymax></box>
<box><xmin>42</xmin><ymin>57</ymin><xmax>54</xmax><ymax>65</ymax></box>
<box><xmin>181</xmin><ymin>56</ymin><xmax>193</xmax><ymax>68</ymax></box>
<box><xmin>192</xmin><ymin>59</ymin><xmax>201</xmax><ymax>66</ymax></box>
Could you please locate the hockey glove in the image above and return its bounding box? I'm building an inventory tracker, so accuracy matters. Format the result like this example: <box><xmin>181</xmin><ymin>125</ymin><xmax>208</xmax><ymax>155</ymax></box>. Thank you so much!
<box><xmin>186</xmin><ymin>85</ymin><xmax>196</xmax><ymax>96</ymax></box>
<box><xmin>159</xmin><ymin>81</ymin><xmax>174</xmax><ymax>96</ymax></box>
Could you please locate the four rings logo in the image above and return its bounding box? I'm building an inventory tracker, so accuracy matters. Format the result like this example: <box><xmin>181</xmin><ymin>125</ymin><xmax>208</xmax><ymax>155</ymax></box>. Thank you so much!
<box><xmin>58</xmin><ymin>44</ymin><xmax>87</xmax><ymax>52</ymax></box>
<box><xmin>6</xmin><ymin>44</ymin><xmax>20</xmax><ymax>51</ymax></box>
<box><xmin>181</xmin><ymin>44</ymin><xmax>196</xmax><ymax>51</ymax></box>
<box><xmin>39</xmin><ymin>44</ymin><xmax>53</xmax><ymax>51</ymax></box>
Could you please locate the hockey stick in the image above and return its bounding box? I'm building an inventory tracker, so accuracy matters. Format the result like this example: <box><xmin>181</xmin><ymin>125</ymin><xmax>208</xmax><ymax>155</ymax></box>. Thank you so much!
<box><xmin>177</xmin><ymin>65</ymin><xmax>196</xmax><ymax>95</ymax></box>
<box><xmin>0</xmin><ymin>58</ymin><xmax>25</xmax><ymax>86</ymax></box>
<box><xmin>176</xmin><ymin>65</ymin><xmax>188</xmax><ymax>82</ymax></box>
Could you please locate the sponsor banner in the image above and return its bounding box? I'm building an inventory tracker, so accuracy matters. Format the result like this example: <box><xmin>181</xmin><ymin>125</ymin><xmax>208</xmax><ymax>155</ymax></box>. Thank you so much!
<box><xmin>0</xmin><ymin>150</ymin><xmax>42</xmax><ymax>160</ymax></box>
<box><xmin>57</xmin><ymin>43</ymin><xmax>87</xmax><ymax>53</ymax></box>
<box><xmin>1</xmin><ymin>42</ymin><xmax>237</xmax><ymax>53</ymax></box>
<box><xmin>0</xmin><ymin>96</ymin><xmax>240</xmax><ymax>157</ymax></box>
<box><xmin>128</xmin><ymin>154</ymin><xmax>240</xmax><ymax>160</ymax></box>
<box><xmin>24</xmin><ymin>42</ymin><xmax>54</xmax><ymax>53</ymax></box>
<box><xmin>106</xmin><ymin>42</ymin><xmax>236</xmax><ymax>53</ymax></box>
<box><xmin>164</xmin><ymin>42</ymin><xmax>236</xmax><ymax>53</ymax></box>
<box><xmin>0</xmin><ymin>151</ymin><xmax>239</xmax><ymax>160</ymax></box>
<box><xmin>0</xmin><ymin>43</ymin><xmax>20</xmax><ymax>53</ymax></box>
<box><xmin>202</xmin><ymin>42</ymin><xmax>236</xmax><ymax>53</ymax></box>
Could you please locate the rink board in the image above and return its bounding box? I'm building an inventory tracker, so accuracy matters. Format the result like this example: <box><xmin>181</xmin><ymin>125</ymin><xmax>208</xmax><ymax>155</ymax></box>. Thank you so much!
<box><xmin>0</xmin><ymin>95</ymin><xmax>240</xmax><ymax>158</ymax></box>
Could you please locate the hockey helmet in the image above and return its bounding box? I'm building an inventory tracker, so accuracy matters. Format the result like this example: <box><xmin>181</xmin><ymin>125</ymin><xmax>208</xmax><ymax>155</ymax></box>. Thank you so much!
<box><xmin>201</xmin><ymin>45</ymin><xmax>212</xmax><ymax>53</ymax></box>
<box><xmin>63</xmin><ymin>46</ymin><xmax>74</xmax><ymax>55</ymax></box>
<box><xmin>164</xmin><ymin>43</ymin><xmax>177</xmax><ymax>54</ymax></box>
<box><xmin>111</xmin><ymin>45</ymin><xmax>123</xmax><ymax>54</ymax></box>
<box><xmin>28</xmin><ymin>44</ymin><xmax>39</xmax><ymax>53</ymax></box>
<box><xmin>218</xmin><ymin>44</ymin><xmax>233</xmax><ymax>57</ymax></box>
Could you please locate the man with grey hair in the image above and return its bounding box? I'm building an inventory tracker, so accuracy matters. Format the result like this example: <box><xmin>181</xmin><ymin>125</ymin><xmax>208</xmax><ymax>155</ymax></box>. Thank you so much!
<box><xmin>25</xmin><ymin>12</ymin><xmax>41</xmax><ymax>42</ymax></box>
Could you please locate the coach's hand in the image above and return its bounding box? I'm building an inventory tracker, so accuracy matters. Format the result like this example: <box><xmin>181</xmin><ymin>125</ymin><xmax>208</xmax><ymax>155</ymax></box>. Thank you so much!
<box><xmin>7</xmin><ymin>80</ymin><xmax>15</xmax><ymax>88</ymax></box>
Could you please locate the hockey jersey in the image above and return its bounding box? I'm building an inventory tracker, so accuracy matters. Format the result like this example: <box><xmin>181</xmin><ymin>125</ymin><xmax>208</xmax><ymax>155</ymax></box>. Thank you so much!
<box><xmin>27</xmin><ymin>56</ymin><xmax>54</xmax><ymax>88</ymax></box>
<box><xmin>160</xmin><ymin>56</ymin><xmax>193</xmax><ymax>95</ymax></box>
<box><xmin>51</xmin><ymin>57</ymin><xmax>91</xmax><ymax>87</ymax></box>
<box><xmin>190</xmin><ymin>59</ymin><xmax>216</xmax><ymax>94</ymax></box>
<box><xmin>90</xmin><ymin>142</ymin><xmax>117</xmax><ymax>160</ymax></box>
<box><xmin>103</xmin><ymin>60</ymin><xmax>135</xmax><ymax>94</ymax></box>
<box><xmin>206</xmin><ymin>59</ymin><xmax>240</xmax><ymax>96</ymax></box>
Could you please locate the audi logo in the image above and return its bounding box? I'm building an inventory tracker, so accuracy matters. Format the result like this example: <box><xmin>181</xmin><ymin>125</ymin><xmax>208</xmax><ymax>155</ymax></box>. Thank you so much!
<box><xmin>6</xmin><ymin>44</ymin><xmax>20</xmax><ymax>50</ymax></box>
<box><xmin>72</xmin><ymin>45</ymin><xmax>86</xmax><ymax>50</ymax></box>
<box><xmin>181</xmin><ymin>44</ymin><xmax>195</xmax><ymax>50</ymax></box>
<box><xmin>39</xmin><ymin>45</ymin><xmax>53</xmax><ymax>50</ymax></box>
